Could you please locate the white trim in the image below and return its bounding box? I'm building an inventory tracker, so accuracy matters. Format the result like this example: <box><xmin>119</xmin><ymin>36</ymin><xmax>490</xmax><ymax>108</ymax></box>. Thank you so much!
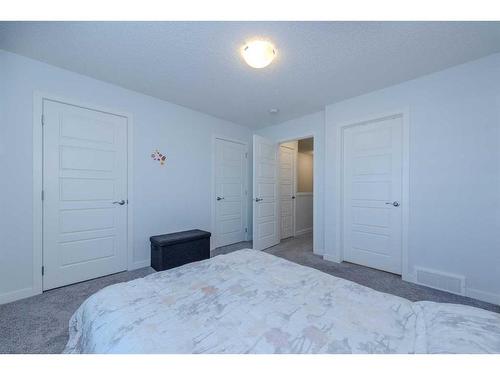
<box><xmin>322</xmin><ymin>252</ymin><xmax>338</xmax><ymax>263</ymax></box>
<box><xmin>32</xmin><ymin>93</ymin><xmax>44</xmax><ymax>299</ymax></box>
<box><xmin>295</xmin><ymin>227</ymin><xmax>313</xmax><ymax>236</ymax></box>
<box><xmin>32</xmin><ymin>91</ymin><xmax>134</xmax><ymax>297</ymax></box>
<box><xmin>293</xmin><ymin>142</ymin><xmax>298</xmax><ymax>238</ymax></box>
<box><xmin>126</xmin><ymin>112</ymin><xmax>135</xmax><ymax>272</ymax></box>
<box><xmin>333</xmin><ymin>108</ymin><xmax>411</xmax><ymax>280</ymax></box>
<box><xmin>210</xmin><ymin>135</ymin><xmax>249</xmax><ymax>251</ymax></box>
<box><xmin>0</xmin><ymin>287</ymin><xmax>35</xmax><ymax>305</ymax></box>
<box><xmin>273</xmin><ymin>133</ymin><xmax>320</xmax><ymax>255</ymax></box>
<box><xmin>466</xmin><ymin>288</ymin><xmax>500</xmax><ymax>306</ymax></box>
<box><xmin>130</xmin><ymin>259</ymin><xmax>151</xmax><ymax>270</ymax></box>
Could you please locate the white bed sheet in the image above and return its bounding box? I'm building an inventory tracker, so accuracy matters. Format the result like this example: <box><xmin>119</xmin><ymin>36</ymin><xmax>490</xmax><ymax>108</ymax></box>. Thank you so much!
<box><xmin>65</xmin><ymin>250</ymin><xmax>500</xmax><ymax>353</ymax></box>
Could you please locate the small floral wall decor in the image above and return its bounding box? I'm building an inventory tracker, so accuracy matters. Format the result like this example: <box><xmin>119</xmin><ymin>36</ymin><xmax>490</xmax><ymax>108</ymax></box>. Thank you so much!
<box><xmin>151</xmin><ymin>149</ymin><xmax>167</xmax><ymax>166</ymax></box>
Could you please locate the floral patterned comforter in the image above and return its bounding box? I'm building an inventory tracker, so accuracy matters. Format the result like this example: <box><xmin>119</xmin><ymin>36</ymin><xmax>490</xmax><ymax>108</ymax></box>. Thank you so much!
<box><xmin>64</xmin><ymin>250</ymin><xmax>500</xmax><ymax>353</ymax></box>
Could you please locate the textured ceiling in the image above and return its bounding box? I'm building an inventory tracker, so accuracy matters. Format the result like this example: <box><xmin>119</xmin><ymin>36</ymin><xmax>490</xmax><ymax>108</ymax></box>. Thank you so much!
<box><xmin>1</xmin><ymin>21</ymin><xmax>500</xmax><ymax>128</ymax></box>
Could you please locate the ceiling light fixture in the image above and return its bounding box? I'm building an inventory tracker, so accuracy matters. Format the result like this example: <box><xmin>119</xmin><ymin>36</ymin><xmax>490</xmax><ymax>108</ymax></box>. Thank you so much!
<box><xmin>241</xmin><ymin>40</ymin><xmax>277</xmax><ymax>69</ymax></box>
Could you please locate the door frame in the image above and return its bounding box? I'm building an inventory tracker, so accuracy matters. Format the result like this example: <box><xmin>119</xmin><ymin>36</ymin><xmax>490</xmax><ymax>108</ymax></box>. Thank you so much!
<box><xmin>210</xmin><ymin>135</ymin><xmax>249</xmax><ymax>250</ymax></box>
<box><xmin>278</xmin><ymin>141</ymin><xmax>298</xmax><ymax>240</ymax></box>
<box><xmin>33</xmin><ymin>92</ymin><xmax>135</xmax><ymax>296</ymax></box>
<box><xmin>275</xmin><ymin>133</ymin><xmax>320</xmax><ymax>255</ymax></box>
<box><xmin>334</xmin><ymin>108</ymin><xmax>410</xmax><ymax>280</ymax></box>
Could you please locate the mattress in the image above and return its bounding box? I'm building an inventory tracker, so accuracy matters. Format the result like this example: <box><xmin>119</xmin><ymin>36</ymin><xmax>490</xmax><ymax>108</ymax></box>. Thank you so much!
<box><xmin>64</xmin><ymin>249</ymin><xmax>500</xmax><ymax>353</ymax></box>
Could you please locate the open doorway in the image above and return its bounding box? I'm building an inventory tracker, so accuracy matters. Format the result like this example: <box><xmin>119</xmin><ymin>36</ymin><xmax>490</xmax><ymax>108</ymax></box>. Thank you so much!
<box><xmin>279</xmin><ymin>138</ymin><xmax>314</xmax><ymax>242</ymax></box>
<box><xmin>252</xmin><ymin>134</ymin><xmax>315</xmax><ymax>252</ymax></box>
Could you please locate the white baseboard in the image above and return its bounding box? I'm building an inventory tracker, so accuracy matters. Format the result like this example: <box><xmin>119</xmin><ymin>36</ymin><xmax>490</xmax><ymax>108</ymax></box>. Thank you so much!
<box><xmin>466</xmin><ymin>287</ymin><xmax>500</xmax><ymax>306</ymax></box>
<box><xmin>313</xmin><ymin>248</ymin><xmax>324</xmax><ymax>256</ymax></box>
<box><xmin>130</xmin><ymin>259</ymin><xmax>151</xmax><ymax>270</ymax></box>
<box><xmin>322</xmin><ymin>253</ymin><xmax>341</xmax><ymax>263</ymax></box>
<box><xmin>0</xmin><ymin>287</ymin><xmax>37</xmax><ymax>305</ymax></box>
<box><xmin>295</xmin><ymin>227</ymin><xmax>313</xmax><ymax>236</ymax></box>
<box><xmin>212</xmin><ymin>235</ymin><xmax>252</xmax><ymax>251</ymax></box>
<box><xmin>2</xmin><ymin>260</ymin><xmax>154</xmax><ymax>305</ymax></box>
<box><xmin>402</xmin><ymin>272</ymin><xmax>416</xmax><ymax>283</ymax></box>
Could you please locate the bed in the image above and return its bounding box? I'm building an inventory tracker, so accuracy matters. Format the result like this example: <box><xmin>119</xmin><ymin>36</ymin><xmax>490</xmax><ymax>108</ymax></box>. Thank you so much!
<box><xmin>64</xmin><ymin>249</ymin><xmax>500</xmax><ymax>354</ymax></box>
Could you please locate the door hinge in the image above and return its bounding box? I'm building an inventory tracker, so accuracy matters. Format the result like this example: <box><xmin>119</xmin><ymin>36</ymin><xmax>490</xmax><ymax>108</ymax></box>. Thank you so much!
<box><xmin>41</xmin><ymin>266</ymin><xmax>44</xmax><ymax>276</ymax></box>
<box><xmin>41</xmin><ymin>114</ymin><xmax>45</xmax><ymax>126</ymax></box>
<box><xmin>245</xmin><ymin>152</ymin><xmax>248</xmax><ymax>159</ymax></box>
<box><xmin>41</xmin><ymin>190</ymin><xmax>45</xmax><ymax>201</ymax></box>
<box><xmin>245</xmin><ymin>227</ymin><xmax>248</xmax><ymax>233</ymax></box>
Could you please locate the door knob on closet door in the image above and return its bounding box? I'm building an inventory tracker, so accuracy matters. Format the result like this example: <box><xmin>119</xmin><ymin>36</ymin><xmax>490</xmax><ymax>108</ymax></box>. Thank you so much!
<box><xmin>255</xmin><ymin>198</ymin><xmax>263</xmax><ymax>202</ymax></box>
<box><xmin>216</xmin><ymin>196</ymin><xmax>224</xmax><ymax>201</ymax></box>
<box><xmin>385</xmin><ymin>201</ymin><xmax>400</xmax><ymax>207</ymax></box>
<box><xmin>112</xmin><ymin>200</ymin><xmax>126</xmax><ymax>205</ymax></box>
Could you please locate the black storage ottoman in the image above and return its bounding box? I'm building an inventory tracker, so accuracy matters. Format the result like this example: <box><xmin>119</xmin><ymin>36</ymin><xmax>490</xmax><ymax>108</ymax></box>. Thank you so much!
<box><xmin>150</xmin><ymin>229</ymin><xmax>211</xmax><ymax>271</ymax></box>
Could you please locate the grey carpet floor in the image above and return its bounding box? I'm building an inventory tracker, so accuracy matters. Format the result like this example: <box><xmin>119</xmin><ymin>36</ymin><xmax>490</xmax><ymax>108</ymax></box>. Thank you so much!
<box><xmin>1</xmin><ymin>233</ymin><xmax>498</xmax><ymax>354</ymax></box>
<box><xmin>0</xmin><ymin>267</ymin><xmax>155</xmax><ymax>354</ymax></box>
<box><xmin>215</xmin><ymin>234</ymin><xmax>500</xmax><ymax>313</ymax></box>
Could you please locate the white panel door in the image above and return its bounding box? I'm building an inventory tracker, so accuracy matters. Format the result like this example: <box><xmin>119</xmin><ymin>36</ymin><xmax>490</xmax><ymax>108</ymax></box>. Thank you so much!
<box><xmin>214</xmin><ymin>138</ymin><xmax>247</xmax><ymax>248</ymax></box>
<box><xmin>43</xmin><ymin>99</ymin><xmax>128</xmax><ymax>290</ymax></box>
<box><xmin>252</xmin><ymin>135</ymin><xmax>279</xmax><ymax>251</ymax></box>
<box><xmin>342</xmin><ymin>116</ymin><xmax>403</xmax><ymax>274</ymax></box>
<box><xmin>279</xmin><ymin>142</ymin><xmax>297</xmax><ymax>239</ymax></box>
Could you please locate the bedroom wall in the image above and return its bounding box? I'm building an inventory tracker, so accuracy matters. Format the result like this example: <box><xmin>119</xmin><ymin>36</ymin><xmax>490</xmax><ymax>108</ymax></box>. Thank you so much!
<box><xmin>324</xmin><ymin>53</ymin><xmax>500</xmax><ymax>304</ymax></box>
<box><xmin>297</xmin><ymin>151</ymin><xmax>313</xmax><ymax>193</ymax></box>
<box><xmin>257</xmin><ymin>111</ymin><xmax>325</xmax><ymax>255</ymax></box>
<box><xmin>295</xmin><ymin>194</ymin><xmax>313</xmax><ymax>236</ymax></box>
<box><xmin>0</xmin><ymin>50</ymin><xmax>252</xmax><ymax>304</ymax></box>
<box><xmin>256</xmin><ymin>53</ymin><xmax>500</xmax><ymax>304</ymax></box>
<box><xmin>295</xmin><ymin>149</ymin><xmax>313</xmax><ymax>235</ymax></box>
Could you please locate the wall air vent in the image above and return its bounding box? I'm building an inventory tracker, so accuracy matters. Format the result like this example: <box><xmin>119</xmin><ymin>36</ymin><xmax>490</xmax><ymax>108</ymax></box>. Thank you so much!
<box><xmin>414</xmin><ymin>267</ymin><xmax>465</xmax><ymax>295</ymax></box>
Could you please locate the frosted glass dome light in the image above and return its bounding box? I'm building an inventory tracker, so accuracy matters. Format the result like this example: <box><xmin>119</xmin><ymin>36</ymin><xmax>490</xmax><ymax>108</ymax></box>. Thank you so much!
<box><xmin>241</xmin><ymin>40</ymin><xmax>277</xmax><ymax>69</ymax></box>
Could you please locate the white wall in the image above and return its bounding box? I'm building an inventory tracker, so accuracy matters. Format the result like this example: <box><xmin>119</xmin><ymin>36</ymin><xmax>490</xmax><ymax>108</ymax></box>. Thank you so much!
<box><xmin>256</xmin><ymin>53</ymin><xmax>500</xmax><ymax>304</ymax></box>
<box><xmin>257</xmin><ymin>111</ymin><xmax>325</xmax><ymax>255</ymax></box>
<box><xmin>296</xmin><ymin>149</ymin><xmax>313</xmax><ymax>236</ymax></box>
<box><xmin>297</xmin><ymin>151</ymin><xmax>313</xmax><ymax>192</ymax></box>
<box><xmin>0</xmin><ymin>50</ymin><xmax>252</xmax><ymax>304</ymax></box>
<box><xmin>324</xmin><ymin>53</ymin><xmax>500</xmax><ymax>304</ymax></box>
<box><xmin>295</xmin><ymin>194</ymin><xmax>313</xmax><ymax>236</ymax></box>
<box><xmin>2</xmin><ymin>48</ymin><xmax>499</xmax><ymax>305</ymax></box>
